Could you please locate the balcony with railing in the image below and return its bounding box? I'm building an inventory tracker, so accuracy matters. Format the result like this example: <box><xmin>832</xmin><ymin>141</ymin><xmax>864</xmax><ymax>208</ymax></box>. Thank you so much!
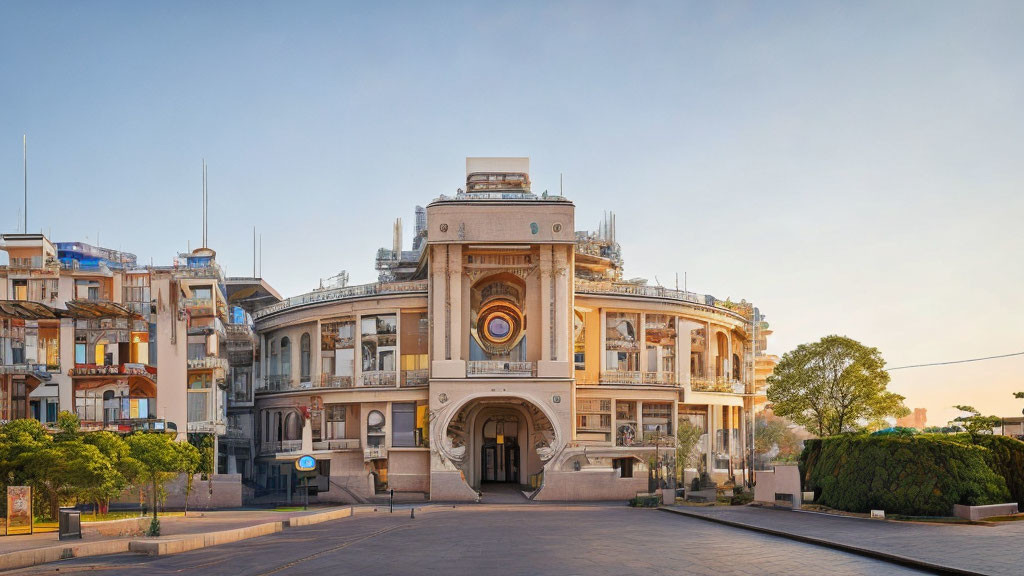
<box><xmin>467</xmin><ymin>361</ymin><xmax>535</xmax><ymax>377</ymax></box>
<box><xmin>182</xmin><ymin>297</ymin><xmax>216</xmax><ymax>317</ymax></box>
<box><xmin>312</xmin><ymin>438</ymin><xmax>361</xmax><ymax>451</ymax></box>
<box><xmin>253</xmin><ymin>280</ymin><xmax>428</xmax><ymax>320</ymax></box>
<box><xmin>690</xmin><ymin>377</ymin><xmax>746</xmax><ymax>394</ymax></box>
<box><xmin>574</xmin><ymin>279</ymin><xmax>753</xmax><ymax>319</ymax></box>
<box><xmin>360</xmin><ymin>371</ymin><xmax>398</xmax><ymax>388</ymax></box>
<box><xmin>259</xmin><ymin>439</ymin><xmax>303</xmax><ymax>455</ymax></box>
<box><xmin>364</xmin><ymin>445</ymin><xmax>387</xmax><ymax>460</ymax></box>
<box><xmin>401</xmin><ymin>369</ymin><xmax>429</xmax><ymax>387</ymax></box>
<box><xmin>187</xmin><ymin>356</ymin><xmax>229</xmax><ymax>372</ymax></box>
<box><xmin>596</xmin><ymin>370</ymin><xmax>678</xmax><ymax>386</ymax></box>
<box><xmin>71</xmin><ymin>363</ymin><xmax>157</xmax><ymax>383</ymax></box>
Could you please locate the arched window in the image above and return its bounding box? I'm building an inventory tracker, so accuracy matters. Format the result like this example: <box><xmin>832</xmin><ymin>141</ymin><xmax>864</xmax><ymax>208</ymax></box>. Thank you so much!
<box><xmin>284</xmin><ymin>412</ymin><xmax>302</xmax><ymax>441</ymax></box>
<box><xmin>300</xmin><ymin>333</ymin><xmax>311</xmax><ymax>381</ymax></box>
<box><xmin>269</xmin><ymin>339</ymin><xmax>279</xmax><ymax>376</ymax></box>
<box><xmin>280</xmin><ymin>337</ymin><xmax>291</xmax><ymax>380</ymax></box>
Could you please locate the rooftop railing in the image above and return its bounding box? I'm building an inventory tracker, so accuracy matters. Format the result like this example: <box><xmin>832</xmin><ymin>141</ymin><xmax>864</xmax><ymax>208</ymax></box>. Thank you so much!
<box><xmin>597</xmin><ymin>370</ymin><xmax>679</xmax><ymax>386</ymax></box>
<box><xmin>253</xmin><ymin>280</ymin><xmax>428</xmax><ymax>320</ymax></box>
<box><xmin>360</xmin><ymin>371</ymin><xmax>398</xmax><ymax>388</ymax></box>
<box><xmin>574</xmin><ymin>279</ymin><xmax>753</xmax><ymax>319</ymax></box>
<box><xmin>187</xmin><ymin>356</ymin><xmax>228</xmax><ymax>371</ymax></box>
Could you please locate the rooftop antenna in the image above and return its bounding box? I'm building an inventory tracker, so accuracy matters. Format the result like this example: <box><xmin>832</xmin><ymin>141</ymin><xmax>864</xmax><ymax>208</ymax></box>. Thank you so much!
<box><xmin>202</xmin><ymin>159</ymin><xmax>208</xmax><ymax>249</ymax></box>
<box><xmin>259</xmin><ymin>233</ymin><xmax>262</xmax><ymax>277</ymax></box>
<box><xmin>23</xmin><ymin>134</ymin><xmax>27</xmax><ymax>234</ymax></box>
<box><xmin>253</xmin><ymin>226</ymin><xmax>257</xmax><ymax>277</ymax></box>
<box><xmin>559</xmin><ymin>173</ymin><xmax>563</xmax><ymax>197</ymax></box>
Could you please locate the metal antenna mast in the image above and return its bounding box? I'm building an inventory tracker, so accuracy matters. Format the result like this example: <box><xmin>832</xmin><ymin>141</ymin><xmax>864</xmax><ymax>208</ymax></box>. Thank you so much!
<box><xmin>23</xmin><ymin>134</ymin><xmax>27</xmax><ymax>233</ymax></box>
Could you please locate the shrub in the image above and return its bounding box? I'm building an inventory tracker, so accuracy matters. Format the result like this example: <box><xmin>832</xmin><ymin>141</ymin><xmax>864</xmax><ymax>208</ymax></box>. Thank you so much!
<box><xmin>799</xmin><ymin>435</ymin><xmax>1010</xmax><ymax>516</ymax></box>
<box><xmin>965</xmin><ymin>435</ymin><xmax>1024</xmax><ymax>509</ymax></box>
<box><xmin>629</xmin><ymin>494</ymin><xmax>661</xmax><ymax>508</ymax></box>
<box><xmin>147</xmin><ymin>516</ymin><xmax>161</xmax><ymax>537</ymax></box>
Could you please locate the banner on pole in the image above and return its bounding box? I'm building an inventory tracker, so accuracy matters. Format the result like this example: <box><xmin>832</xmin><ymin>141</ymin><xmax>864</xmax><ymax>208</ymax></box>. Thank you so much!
<box><xmin>6</xmin><ymin>486</ymin><xmax>32</xmax><ymax>535</ymax></box>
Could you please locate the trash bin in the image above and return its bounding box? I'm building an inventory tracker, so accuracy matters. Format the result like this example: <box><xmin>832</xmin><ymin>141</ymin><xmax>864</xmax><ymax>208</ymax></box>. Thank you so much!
<box><xmin>58</xmin><ymin>508</ymin><xmax>82</xmax><ymax>540</ymax></box>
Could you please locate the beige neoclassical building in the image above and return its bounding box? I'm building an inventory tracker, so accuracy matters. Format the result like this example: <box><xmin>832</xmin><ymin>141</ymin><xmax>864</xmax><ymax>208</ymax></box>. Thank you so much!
<box><xmin>251</xmin><ymin>158</ymin><xmax>768</xmax><ymax>502</ymax></box>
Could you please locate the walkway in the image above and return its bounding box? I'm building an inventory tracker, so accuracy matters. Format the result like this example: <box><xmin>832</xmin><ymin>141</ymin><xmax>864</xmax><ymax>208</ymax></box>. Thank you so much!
<box><xmin>662</xmin><ymin>505</ymin><xmax>1024</xmax><ymax>576</ymax></box>
<box><xmin>478</xmin><ymin>483</ymin><xmax>531</xmax><ymax>504</ymax></box>
<box><xmin>11</xmin><ymin>505</ymin><xmax>929</xmax><ymax>575</ymax></box>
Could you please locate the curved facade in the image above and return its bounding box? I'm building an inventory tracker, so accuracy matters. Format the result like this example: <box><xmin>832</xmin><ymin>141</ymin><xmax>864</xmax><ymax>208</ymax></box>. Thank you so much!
<box><xmin>251</xmin><ymin>157</ymin><xmax>768</xmax><ymax>502</ymax></box>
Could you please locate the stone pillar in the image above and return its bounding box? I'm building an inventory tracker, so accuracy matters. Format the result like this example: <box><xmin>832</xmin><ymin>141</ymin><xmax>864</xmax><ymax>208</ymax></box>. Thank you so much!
<box><xmin>449</xmin><ymin>244</ymin><xmax>463</xmax><ymax>362</ymax></box>
<box><xmin>554</xmin><ymin>247</ymin><xmax>569</xmax><ymax>364</ymax></box>
<box><xmin>599</xmin><ymin>309</ymin><xmax>607</xmax><ymax>374</ymax></box>
<box><xmin>353</xmin><ymin>314</ymin><xmax>362</xmax><ymax>386</ymax></box>
<box><xmin>610</xmin><ymin>398</ymin><xmax>617</xmax><ymax>447</ymax></box>
<box><xmin>539</xmin><ymin>246</ymin><xmax>552</xmax><ymax>362</ymax></box>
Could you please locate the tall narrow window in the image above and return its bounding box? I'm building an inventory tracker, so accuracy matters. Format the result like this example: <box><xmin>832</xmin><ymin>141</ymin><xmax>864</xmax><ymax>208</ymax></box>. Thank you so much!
<box><xmin>280</xmin><ymin>337</ymin><xmax>291</xmax><ymax>379</ymax></box>
<box><xmin>300</xmin><ymin>333</ymin><xmax>311</xmax><ymax>382</ymax></box>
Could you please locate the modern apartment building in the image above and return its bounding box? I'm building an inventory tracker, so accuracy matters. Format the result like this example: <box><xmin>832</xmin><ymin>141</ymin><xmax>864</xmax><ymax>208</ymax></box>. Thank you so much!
<box><xmin>0</xmin><ymin>235</ymin><xmax>266</xmax><ymax>473</ymax></box>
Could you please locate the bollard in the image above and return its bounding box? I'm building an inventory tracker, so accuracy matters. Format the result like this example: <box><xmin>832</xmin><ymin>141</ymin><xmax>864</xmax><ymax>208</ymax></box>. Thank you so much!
<box><xmin>410</xmin><ymin>507</ymin><xmax>415</xmax><ymax>519</ymax></box>
<box><xmin>390</xmin><ymin>489</ymin><xmax>394</xmax><ymax>514</ymax></box>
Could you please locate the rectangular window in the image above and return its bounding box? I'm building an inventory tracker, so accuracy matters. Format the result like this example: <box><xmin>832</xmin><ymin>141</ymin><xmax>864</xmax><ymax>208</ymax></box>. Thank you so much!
<box><xmin>574</xmin><ymin>310</ymin><xmax>586</xmax><ymax>371</ymax></box>
<box><xmin>325</xmin><ymin>404</ymin><xmax>347</xmax><ymax>439</ymax></box>
<box><xmin>392</xmin><ymin>402</ymin><xmax>417</xmax><ymax>447</ymax></box>
<box><xmin>605</xmin><ymin>313</ymin><xmax>639</xmax><ymax>372</ymax></box>
<box><xmin>576</xmin><ymin>398</ymin><xmax>612</xmax><ymax>443</ymax></box>
<box><xmin>613</xmin><ymin>457</ymin><xmax>634</xmax><ymax>478</ymax></box>
<box><xmin>645</xmin><ymin>315</ymin><xmax>676</xmax><ymax>383</ymax></box>
<box><xmin>400</xmin><ymin>311</ymin><xmax>428</xmax><ymax>386</ymax></box>
<box><xmin>361</xmin><ymin>314</ymin><xmax>397</xmax><ymax>378</ymax></box>
<box><xmin>642</xmin><ymin>403</ymin><xmax>672</xmax><ymax>441</ymax></box>
<box><xmin>13</xmin><ymin>280</ymin><xmax>28</xmax><ymax>301</ymax></box>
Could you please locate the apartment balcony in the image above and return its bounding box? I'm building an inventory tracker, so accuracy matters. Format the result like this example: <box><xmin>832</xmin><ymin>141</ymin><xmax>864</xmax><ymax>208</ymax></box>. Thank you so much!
<box><xmin>259</xmin><ymin>439</ymin><xmax>303</xmax><ymax>455</ymax></box>
<box><xmin>360</xmin><ymin>371</ymin><xmax>398</xmax><ymax>388</ymax></box>
<box><xmin>188</xmin><ymin>317</ymin><xmax>226</xmax><ymax>339</ymax></box>
<box><xmin>691</xmin><ymin>377</ymin><xmax>746</xmax><ymax>394</ymax></box>
<box><xmin>466</xmin><ymin>361</ymin><xmax>535</xmax><ymax>378</ymax></box>
<box><xmin>312</xmin><ymin>438</ymin><xmax>361</xmax><ymax>451</ymax></box>
<box><xmin>187</xmin><ymin>356</ymin><xmax>229</xmax><ymax>372</ymax></box>
<box><xmin>78</xmin><ymin>418</ymin><xmax>170</xmax><ymax>434</ymax></box>
<box><xmin>401</xmin><ymin>369</ymin><xmax>428</xmax><ymax>387</ymax></box>
<box><xmin>229</xmin><ymin>388</ymin><xmax>252</xmax><ymax>404</ymax></box>
<box><xmin>364</xmin><ymin>445</ymin><xmax>387</xmax><ymax>460</ymax></box>
<box><xmin>0</xmin><ymin>363</ymin><xmax>52</xmax><ymax>381</ymax></box>
<box><xmin>597</xmin><ymin>370</ymin><xmax>678</xmax><ymax>386</ymax></box>
<box><xmin>225</xmin><ymin>322</ymin><xmax>253</xmax><ymax>338</ymax></box>
<box><xmin>71</xmin><ymin>363</ymin><xmax>157</xmax><ymax>384</ymax></box>
<box><xmin>182</xmin><ymin>298</ymin><xmax>216</xmax><ymax>317</ymax></box>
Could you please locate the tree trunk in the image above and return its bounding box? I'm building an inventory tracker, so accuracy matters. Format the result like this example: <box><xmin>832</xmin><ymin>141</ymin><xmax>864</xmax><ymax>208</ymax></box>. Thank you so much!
<box><xmin>152</xmin><ymin>477</ymin><xmax>158</xmax><ymax>519</ymax></box>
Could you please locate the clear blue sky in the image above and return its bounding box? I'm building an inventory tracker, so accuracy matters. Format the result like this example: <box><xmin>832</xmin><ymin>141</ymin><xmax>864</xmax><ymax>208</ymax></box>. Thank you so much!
<box><xmin>2</xmin><ymin>1</ymin><xmax>1023</xmax><ymax>426</ymax></box>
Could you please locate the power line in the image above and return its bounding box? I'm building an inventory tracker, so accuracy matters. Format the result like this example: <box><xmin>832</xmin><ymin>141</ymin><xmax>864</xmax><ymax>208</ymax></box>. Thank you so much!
<box><xmin>886</xmin><ymin>351</ymin><xmax>1024</xmax><ymax>371</ymax></box>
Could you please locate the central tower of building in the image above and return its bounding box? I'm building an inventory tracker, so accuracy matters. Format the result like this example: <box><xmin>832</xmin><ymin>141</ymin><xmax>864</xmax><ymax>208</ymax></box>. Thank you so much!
<box><xmin>426</xmin><ymin>157</ymin><xmax>576</xmax><ymax>499</ymax></box>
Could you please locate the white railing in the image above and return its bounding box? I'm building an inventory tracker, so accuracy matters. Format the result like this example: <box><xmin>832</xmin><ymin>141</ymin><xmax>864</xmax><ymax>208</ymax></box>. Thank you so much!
<box><xmin>467</xmin><ymin>361</ymin><xmax>535</xmax><ymax>377</ymax></box>
<box><xmin>691</xmin><ymin>377</ymin><xmax>746</xmax><ymax>394</ymax></box>
<box><xmin>253</xmin><ymin>280</ymin><xmax>428</xmax><ymax>320</ymax></box>
<box><xmin>364</xmin><ymin>445</ymin><xmax>387</xmax><ymax>460</ymax></box>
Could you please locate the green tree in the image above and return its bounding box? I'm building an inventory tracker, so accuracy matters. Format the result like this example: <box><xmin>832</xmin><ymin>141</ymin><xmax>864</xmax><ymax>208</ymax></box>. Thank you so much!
<box><xmin>766</xmin><ymin>335</ymin><xmax>909</xmax><ymax>437</ymax></box>
<box><xmin>675</xmin><ymin>420</ymin><xmax>703</xmax><ymax>485</ymax></box>
<box><xmin>951</xmin><ymin>405</ymin><xmax>1001</xmax><ymax>435</ymax></box>
<box><xmin>82</xmin><ymin>431</ymin><xmax>140</xmax><ymax>515</ymax></box>
<box><xmin>21</xmin><ymin>440</ymin><xmax>112</xmax><ymax>519</ymax></box>
<box><xmin>755</xmin><ymin>415</ymin><xmax>802</xmax><ymax>461</ymax></box>
<box><xmin>174</xmin><ymin>440</ymin><xmax>202</xmax><ymax>517</ymax></box>
<box><xmin>127</xmin><ymin>433</ymin><xmax>185</xmax><ymax>522</ymax></box>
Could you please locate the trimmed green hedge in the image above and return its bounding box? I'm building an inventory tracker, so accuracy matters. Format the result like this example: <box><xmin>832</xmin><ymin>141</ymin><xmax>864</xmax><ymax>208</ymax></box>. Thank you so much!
<box><xmin>963</xmin><ymin>435</ymin><xmax>1024</xmax><ymax>509</ymax></box>
<box><xmin>799</xmin><ymin>435</ymin><xmax>1010</xmax><ymax>516</ymax></box>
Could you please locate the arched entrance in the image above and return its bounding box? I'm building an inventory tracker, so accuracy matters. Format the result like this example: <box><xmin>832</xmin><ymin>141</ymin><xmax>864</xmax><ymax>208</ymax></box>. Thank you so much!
<box><xmin>431</xmin><ymin>394</ymin><xmax>563</xmax><ymax>499</ymax></box>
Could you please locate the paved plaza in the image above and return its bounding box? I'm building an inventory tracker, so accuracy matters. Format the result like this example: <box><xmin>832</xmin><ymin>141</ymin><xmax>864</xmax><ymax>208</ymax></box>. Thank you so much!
<box><xmin>8</xmin><ymin>505</ymin><xmax>929</xmax><ymax>576</ymax></box>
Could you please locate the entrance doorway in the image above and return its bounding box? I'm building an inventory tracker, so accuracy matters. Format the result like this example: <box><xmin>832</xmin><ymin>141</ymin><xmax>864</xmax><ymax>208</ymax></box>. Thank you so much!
<box><xmin>480</xmin><ymin>416</ymin><xmax>520</xmax><ymax>484</ymax></box>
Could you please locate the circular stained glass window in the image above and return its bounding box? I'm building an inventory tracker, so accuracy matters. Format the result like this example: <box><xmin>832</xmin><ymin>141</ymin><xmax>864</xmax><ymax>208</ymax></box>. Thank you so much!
<box><xmin>487</xmin><ymin>316</ymin><xmax>511</xmax><ymax>340</ymax></box>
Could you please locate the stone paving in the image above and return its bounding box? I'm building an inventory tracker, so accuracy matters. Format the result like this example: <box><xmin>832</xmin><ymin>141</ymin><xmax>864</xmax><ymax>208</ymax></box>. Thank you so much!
<box><xmin>665</xmin><ymin>505</ymin><xmax>1024</xmax><ymax>576</ymax></box>
<box><xmin>0</xmin><ymin>508</ymin><xmax>338</xmax><ymax>556</ymax></box>
<box><xmin>16</xmin><ymin>505</ymin><xmax>929</xmax><ymax>575</ymax></box>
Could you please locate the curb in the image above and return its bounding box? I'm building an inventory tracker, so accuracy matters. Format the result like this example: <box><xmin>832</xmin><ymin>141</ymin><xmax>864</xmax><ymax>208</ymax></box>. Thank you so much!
<box><xmin>0</xmin><ymin>506</ymin><xmax>357</xmax><ymax>572</ymax></box>
<box><xmin>658</xmin><ymin>507</ymin><xmax>988</xmax><ymax>576</ymax></box>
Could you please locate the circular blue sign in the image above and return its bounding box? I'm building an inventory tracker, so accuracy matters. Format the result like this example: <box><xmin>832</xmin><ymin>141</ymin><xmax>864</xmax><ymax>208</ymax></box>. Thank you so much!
<box><xmin>296</xmin><ymin>455</ymin><xmax>316</xmax><ymax>472</ymax></box>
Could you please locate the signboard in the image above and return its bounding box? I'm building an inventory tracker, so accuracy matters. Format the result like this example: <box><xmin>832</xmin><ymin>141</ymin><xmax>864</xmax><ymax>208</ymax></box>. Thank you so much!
<box><xmin>7</xmin><ymin>486</ymin><xmax>32</xmax><ymax>535</ymax></box>
<box><xmin>295</xmin><ymin>455</ymin><xmax>317</xmax><ymax>472</ymax></box>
